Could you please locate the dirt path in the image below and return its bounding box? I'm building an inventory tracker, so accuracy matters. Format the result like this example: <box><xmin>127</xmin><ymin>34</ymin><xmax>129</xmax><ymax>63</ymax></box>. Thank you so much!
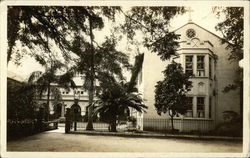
<box><xmin>7</xmin><ymin>127</ymin><xmax>242</xmax><ymax>152</ymax></box>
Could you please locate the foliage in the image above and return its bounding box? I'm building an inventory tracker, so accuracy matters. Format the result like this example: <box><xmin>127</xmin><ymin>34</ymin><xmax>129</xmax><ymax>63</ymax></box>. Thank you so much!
<box><xmin>7</xmin><ymin>6</ymin><xmax>185</xmax><ymax>64</ymax></box>
<box><xmin>71</xmin><ymin>31</ymin><xmax>132</xmax><ymax>130</ymax></box>
<box><xmin>214</xmin><ymin>7</ymin><xmax>243</xmax><ymax>61</ymax></box>
<box><xmin>28</xmin><ymin>65</ymin><xmax>76</xmax><ymax>121</ymax></box>
<box><xmin>7</xmin><ymin>83</ymin><xmax>37</xmax><ymax>120</ymax></box>
<box><xmin>119</xmin><ymin>7</ymin><xmax>185</xmax><ymax>60</ymax></box>
<box><xmin>7</xmin><ymin>6</ymin><xmax>120</xmax><ymax>63</ymax></box>
<box><xmin>154</xmin><ymin>61</ymin><xmax>192</xmax><ymax>130</ymax></box>
<box><xmin>93</xmin><ymin>54</ymin><xmax>147</xmax><ymax>132</ymax></box>
<box><xmin>212</xmin><ymin>111</ymin><xmax>242</xmax><ymax>137</ymax></box>
<box><xmin>222</xmin><ymin>66</ymin><xmax>243</xmax><ymax>92</ymax></box>
<box><xmin>69</xmin><ymin>7</ymin><xmax>184</xmax><ymax>130</ymax></box>
<box><xmin>6</xmin><ymin>80</ymin><xmax>48</xmax><ymax>139</ymax></box>
<box><xmin>8</xmin><ymin>6</ymin><xmax>185</xmax><ymax>130</ymax></box>
<box><xmin>222</xmin><ymin>111</ymin><xmax>241</xmax><ymax>123</ymax></box>
<box><xmin>71</xmin><ymin>35</ymin><xmax>132</xmax><ymax>91</ymax></box>
<box><xmin>7</xmin><ymin>119</ymin><xmax>41</xmax><ymax>140</ymax></box>
<box><xmin>127</xmin><ymin>116</ymin><xmax>137</xmax><ymax>126</ymax></box>
<box><xmin>93</xmin><ymin>81</ymin><xmax>147</xmax><ymax>132</ymax></box>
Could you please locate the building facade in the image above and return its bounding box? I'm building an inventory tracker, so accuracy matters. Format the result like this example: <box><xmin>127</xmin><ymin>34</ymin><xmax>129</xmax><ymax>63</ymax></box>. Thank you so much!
<box><xmin>37</xmin><ymin>73</ymin><xmax>97</xmax><ymax>121</ymax></box>
<box><xmin>37</xmin><ymin>72</ymin><xmax>144</xmax><ymax>129</ymax></box>
<box><xmin>143</xmin><ymin>21</ymin><xmax>240</xmax><ymax>132</ymax></box>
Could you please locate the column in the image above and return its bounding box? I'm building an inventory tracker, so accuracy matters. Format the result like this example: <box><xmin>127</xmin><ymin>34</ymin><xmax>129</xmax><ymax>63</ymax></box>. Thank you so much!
<box><xmin>49</xmin><ymin>102</ymin><xmax>53</xmax><ymax>114</ymax></box>
<box><xmin>205</xmin><ymin>96</ymin><xmax>209</xmax><ymax>118</ymax></box>
<box><xmin>193</xmin><ymin>55</ymin><xmax>197</xmax><ymax>77</ymax></box>
<box><xmin>205</xmin><ymin>54</ymin><xmax>209</xmax><ymax>77</ymax></box>
<box><xmin>136</xmin><ymin>112</ymin><xmax>143</xmax><ymax>130</ymax></box>
<box><xmin>212</xmin><ymin>57</ymin><xmax>215</xmax><ymax>80</ymax></box>
<box><xmin>180</xmin><ymin>54</ymin><xmax>185</xmax><ymax>69</ymax></box>
<box><xmin>65</xmin><ymin>108</ymin><xmax>71</xmax><ymax>133</ymax></box>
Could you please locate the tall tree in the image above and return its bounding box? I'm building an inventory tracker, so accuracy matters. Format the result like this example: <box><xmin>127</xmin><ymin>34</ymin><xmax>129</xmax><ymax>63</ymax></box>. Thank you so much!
<box><xmin>71</xmin><ymin>34</ymin><xmax>131</xmax><ymax>130</ymax></box>
<box><xmin>213</xmin><ymin>7</ymin><xmax>243</xmax><ymax>116</ymax></box>
<box><xmin>154</xmin><ymin>61</ymin><xmax>192</xmax><ymax>132</ymax></box>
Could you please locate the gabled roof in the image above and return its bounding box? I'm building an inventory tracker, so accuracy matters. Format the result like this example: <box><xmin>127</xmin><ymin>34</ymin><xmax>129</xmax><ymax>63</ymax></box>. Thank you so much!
<box><xmin>173</xmin><ymin>21</ymin><xmax>230</xmax><ymax>44</ymax></box>
<box><xmin>7</xmin><ymin>71</ymin><xmax>25</xmax><ymax>83</ymax></box>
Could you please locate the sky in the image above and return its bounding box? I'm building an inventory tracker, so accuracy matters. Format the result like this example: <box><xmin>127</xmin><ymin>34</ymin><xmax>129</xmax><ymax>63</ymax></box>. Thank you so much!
<box><xmin>7</xmin><ymin>5</ymin><xmax>224</xmax><ymax>81</ymax></box>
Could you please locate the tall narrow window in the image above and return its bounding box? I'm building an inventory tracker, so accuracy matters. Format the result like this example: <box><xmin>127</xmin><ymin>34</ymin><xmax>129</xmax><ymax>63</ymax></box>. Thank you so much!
<box><xmin>197</xmin><ymin>97</ymin><xmax>205</xmax><ymax>118</ymax></box>
<box><xmin>209</xmin><ymin>57</ymin><xmax>212</xmax><ymax>78</ymax></box>
<box><xmin>186</xmin><ymin>97</ymin><xmax>193</xmax><ymax>117</ymax></box>
<box><xmin>185</xmin><ymin>55</ymin><xmax>193</xmax><ymax>75</ymax></box>
<box><xmin>209</xmin><ymin>97</ymin><xmax>212</xmax><ymax>118</ymax></box>
<box><xmin>197</xmin><ymin>56</ymin><xmax>205</xmax><ymax>77</ymax></box>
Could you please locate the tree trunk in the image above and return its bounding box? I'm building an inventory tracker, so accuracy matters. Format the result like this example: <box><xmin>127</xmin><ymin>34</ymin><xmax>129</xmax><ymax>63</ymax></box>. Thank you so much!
<box><xmin>7</xmin><ymin>44</ymin><xmax>14</xmax><ymax>64</ymax></box>
<box><xmin>169</xmin><ymin>110</ymin><xmax>174</xmax><ymax>132</ymax></box>
<box><xmin>86</xmin><ymin>89</ymin><xmax>94</xmax><ymax>130</ymax></box>
<box><xmin>110</xmin><ymin>117</ymin><xmax>117</xmax><ymax>132</ymax></box>
<box><xmin>65</xmin><ymin>108</ymin><xmax>71</xmax><ymax>133</ymax></box>
<box><xmin>171</xmin><ymin>116</ymin><xmax>174</xmax><ymax>132</ymax></box>
<box><xmin>86</xmin><ymin>15</ymin><xmax>95</xmax><ymax>131</ymax></box>
<box><xmin>46</xmin><ymin>82</ymin><xmax>51</xmax><ymax>121</ymax></box>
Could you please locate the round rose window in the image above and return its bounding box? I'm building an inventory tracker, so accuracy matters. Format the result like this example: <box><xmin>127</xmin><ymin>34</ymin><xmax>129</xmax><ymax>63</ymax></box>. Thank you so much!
<box><xmin>186</xmin><ymin>29</ymin><xmax>196</xmax><ymax>38</ymax></box>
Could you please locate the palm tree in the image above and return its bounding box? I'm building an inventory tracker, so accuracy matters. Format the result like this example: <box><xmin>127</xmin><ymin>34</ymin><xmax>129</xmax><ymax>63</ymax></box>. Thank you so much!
<box><xmin>28</xmin><ymin>67</ymin><xmax>76</xmax><ymax>121</ymax></box>
<box><xmin>93</xmin><ymin>53</ymin><xmax>147</xmax><ymax>132</ymax></box>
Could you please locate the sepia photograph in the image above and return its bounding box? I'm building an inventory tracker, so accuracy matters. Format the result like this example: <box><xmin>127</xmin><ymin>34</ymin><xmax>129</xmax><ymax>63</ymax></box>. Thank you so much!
<box><xmin>0</xmin><ymin>0</ymin><xmax>249</xmax><ymax>158</ymax></box>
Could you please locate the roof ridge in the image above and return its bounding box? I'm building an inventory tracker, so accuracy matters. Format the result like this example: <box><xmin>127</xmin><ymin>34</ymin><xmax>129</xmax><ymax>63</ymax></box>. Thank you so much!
<box><xmin>173</xmin><ymin>21</ymin><xmax>231</xmax><ymax>45</ymax></box>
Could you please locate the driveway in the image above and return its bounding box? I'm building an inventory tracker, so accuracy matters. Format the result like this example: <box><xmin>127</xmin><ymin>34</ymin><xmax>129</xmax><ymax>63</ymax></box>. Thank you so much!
<box><xmin>7</xmin><ymin>127</ymin><xmax>242</xmax><ymax>152</ymax></box>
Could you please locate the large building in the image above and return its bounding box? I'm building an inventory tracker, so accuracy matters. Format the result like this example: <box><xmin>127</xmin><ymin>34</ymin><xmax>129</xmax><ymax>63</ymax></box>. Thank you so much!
<box><xmin>142</xmin><ymin>21</ymin><xmax>240</xmax><ymax>132</ymax></box>
<box><xmin>37</xmin><ymin>73</ymin><xmax>97</xmax><ymax>121</ymax></box>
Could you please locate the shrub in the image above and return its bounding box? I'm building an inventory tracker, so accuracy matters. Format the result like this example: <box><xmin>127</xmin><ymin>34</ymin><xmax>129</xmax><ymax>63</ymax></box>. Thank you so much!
<box><xmin>7</xmin><ymin>119</ymin><xmax>45</xmax><ymax>140</ymax></box>
<box><xmin>213</xmin><ymin>111</ymin><xmax>242</xmax><ymax>137</ymax></box>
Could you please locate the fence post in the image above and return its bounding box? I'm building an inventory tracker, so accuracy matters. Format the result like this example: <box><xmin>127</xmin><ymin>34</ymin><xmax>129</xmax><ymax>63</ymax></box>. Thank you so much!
<box><xmin>165</xmin><ymin>118</ymin><xmax>167</xmax><ymax>135</ymax></box>
<box><xmin>65</xmin><ymin>108</ymin><xmax>71</xmax><ymax>133</ymax></box>
<box><xmin>74</xmin><ymin>121</ymin><xmax>77</xmax><ymax>131</ymax></box>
